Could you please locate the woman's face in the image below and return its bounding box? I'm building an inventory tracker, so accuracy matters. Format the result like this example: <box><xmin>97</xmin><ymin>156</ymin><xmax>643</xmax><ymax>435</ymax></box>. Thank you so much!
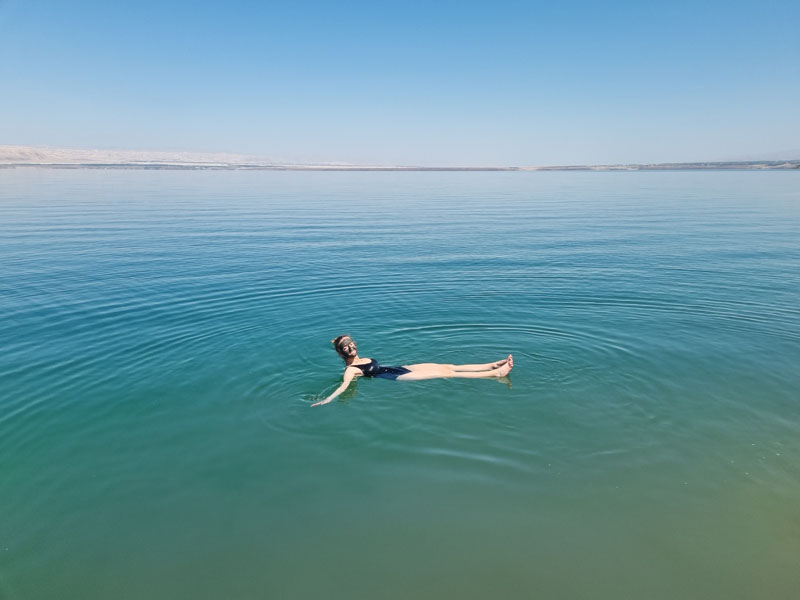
<box><xmin>338</xmin><ymin>338</ymin><xmax>357</xmax><ymax>356</ymax></box>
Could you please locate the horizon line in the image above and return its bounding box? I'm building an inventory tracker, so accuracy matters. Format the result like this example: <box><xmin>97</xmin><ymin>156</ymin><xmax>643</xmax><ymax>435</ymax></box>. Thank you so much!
<box><xmin>3</xmin><ymin>161</ymin><xmax>800</xmax><ymax>172</ymax></box>
<box><xmin>1</xmin><ymin>145</ymin><xmax>799</xmax><ymax>171</ymax></box>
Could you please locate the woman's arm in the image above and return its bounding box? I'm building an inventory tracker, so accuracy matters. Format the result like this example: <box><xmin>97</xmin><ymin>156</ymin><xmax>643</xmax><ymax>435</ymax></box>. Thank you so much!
<box><xmin>311</xmin><ymin>368</ymin><xmax>357</xmax><ymax>407</ymax></box>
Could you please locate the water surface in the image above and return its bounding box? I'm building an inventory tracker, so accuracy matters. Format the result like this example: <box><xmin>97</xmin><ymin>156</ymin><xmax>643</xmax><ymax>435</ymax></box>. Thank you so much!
<box><xmin>1</xmin><ymin>169</ymin><xmax>799</xmax><ymax>599</ymax></box>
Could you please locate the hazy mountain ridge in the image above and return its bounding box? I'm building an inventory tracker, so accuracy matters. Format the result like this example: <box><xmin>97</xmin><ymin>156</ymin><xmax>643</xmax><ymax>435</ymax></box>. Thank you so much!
<box><xmin>0</xmin><ymin>145</ymin><xmax>271</xmax><ymax>166</ymax></box>
<box><xmin>2</xmin><ymin>145</ymin><xmax>799</xmax><ymax>170</ymax></box>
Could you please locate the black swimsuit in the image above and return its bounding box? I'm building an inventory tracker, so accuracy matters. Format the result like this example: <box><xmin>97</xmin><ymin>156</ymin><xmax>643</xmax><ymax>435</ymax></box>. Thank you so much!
<box><xmin>351</xmin><ymin>359</ymin><xmax>411</xmax><ymax>380</ymax></box>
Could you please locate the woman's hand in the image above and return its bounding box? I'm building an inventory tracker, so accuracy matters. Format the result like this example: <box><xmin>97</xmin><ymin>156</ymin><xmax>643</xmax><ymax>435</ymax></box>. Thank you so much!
<box><xmin>311</xmin><ymin>367</ymin><xmax>357</xmax><ymax>407</ymax></box>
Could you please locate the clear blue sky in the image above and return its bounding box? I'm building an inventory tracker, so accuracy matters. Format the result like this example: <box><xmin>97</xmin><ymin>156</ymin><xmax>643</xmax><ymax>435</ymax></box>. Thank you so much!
<box><xmin>2</xmin><ymin>0</ymin><xmax>798</xmax><ymax>165</ymax></box>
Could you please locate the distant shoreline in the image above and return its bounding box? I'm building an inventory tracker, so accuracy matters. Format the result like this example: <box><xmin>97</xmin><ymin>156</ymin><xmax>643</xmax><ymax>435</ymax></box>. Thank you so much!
<box><xmin>1</xmin><ymin>145</ymin><xmax>798</xmax><ymax>171</ymax></box>
<box><xmin>2</xmin><ymin>161</ymin><xmax>799</xmax><ymax>171</ymax></box>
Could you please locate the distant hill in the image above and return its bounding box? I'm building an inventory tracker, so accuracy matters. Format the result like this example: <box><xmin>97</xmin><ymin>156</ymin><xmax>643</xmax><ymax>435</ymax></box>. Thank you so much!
<box><xmin>518</xmin><ymin>161</ymin><xmax>800</xmax><ymax>171</ymax></box>
<box><xmin>1</xmin><ymin>145</ymin><xmax>799</xmax><ymax>171</ymax></box>
<box><xmin>0</xmin><ymin>145</ymin><xmax>270</xmax><ymax>167</ymax></box>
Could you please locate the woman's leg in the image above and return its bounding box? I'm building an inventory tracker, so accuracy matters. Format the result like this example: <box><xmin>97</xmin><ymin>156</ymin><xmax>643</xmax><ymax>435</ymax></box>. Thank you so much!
<box><xmin>450</xmin><ymin>356</ymin><xmax>512</xmax><ymax>372</ymax></box>
<box><xmin>398</xmin><ymin>356</ymin><xmax>512</xmax><ymax>381</ymax></box>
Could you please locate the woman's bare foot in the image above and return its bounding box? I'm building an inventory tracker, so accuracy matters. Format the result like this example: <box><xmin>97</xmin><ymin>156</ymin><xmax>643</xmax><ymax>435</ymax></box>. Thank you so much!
<box><xmin>491</xmin><ymin>355</ymin><xmax>512</xmax><ymax>369</ymax></box>
<box><xmin>496</xmin><ymin>354</ymin><xmax>513</xmax><ymax>376</ymax></box>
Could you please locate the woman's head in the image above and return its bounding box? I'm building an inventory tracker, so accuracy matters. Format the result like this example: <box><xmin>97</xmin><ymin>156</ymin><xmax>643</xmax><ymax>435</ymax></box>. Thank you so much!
<box><xmin>332</xmin><ymin>335</ymin><xmax>357</xmax><ymax>359</ymax></box>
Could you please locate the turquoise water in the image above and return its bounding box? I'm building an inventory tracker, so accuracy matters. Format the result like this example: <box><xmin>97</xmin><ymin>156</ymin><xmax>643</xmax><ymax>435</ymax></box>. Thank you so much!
<box><xmin>1</xmin><ymin>169</ymin><xmax>799</xmax><ymax>599</ymax></box>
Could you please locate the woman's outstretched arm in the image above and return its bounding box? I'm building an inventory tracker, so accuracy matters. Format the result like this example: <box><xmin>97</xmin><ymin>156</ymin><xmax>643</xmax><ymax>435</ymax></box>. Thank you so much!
<box><xmin>311</xmin><ymin>368</ymin><xmax>357</xmax><ymax>407</ymax></box>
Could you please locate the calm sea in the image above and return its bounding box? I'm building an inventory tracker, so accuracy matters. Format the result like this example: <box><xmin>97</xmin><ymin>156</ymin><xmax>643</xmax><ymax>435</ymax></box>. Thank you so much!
<box><xmin>1</xmin><ymin>169</ymin><xmax>798</xmax><ymax>599</ymax></box>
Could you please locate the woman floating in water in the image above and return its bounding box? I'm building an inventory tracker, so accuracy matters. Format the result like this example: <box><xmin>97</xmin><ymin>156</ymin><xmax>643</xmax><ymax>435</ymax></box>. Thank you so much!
<box><xmin>311</xmin><ymin>335</ymin><xmax>513</xmax><ymax>407</ymax></box>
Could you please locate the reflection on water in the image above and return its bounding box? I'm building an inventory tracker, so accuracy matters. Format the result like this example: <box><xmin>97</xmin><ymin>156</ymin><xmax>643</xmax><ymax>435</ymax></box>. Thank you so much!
<box><xmin>1</xmin><ymin>169</ymin><xmax>799</xmax><ymax>599</ymax></box>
